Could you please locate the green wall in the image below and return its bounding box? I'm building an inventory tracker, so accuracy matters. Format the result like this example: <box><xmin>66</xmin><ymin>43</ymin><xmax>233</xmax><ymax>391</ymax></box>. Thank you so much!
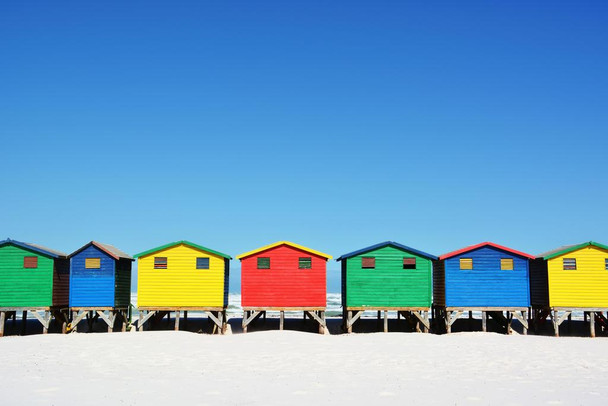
<box><xmin>0</xmin><ymin>245</ymin><xmax>53</xmax><ymax>307</ymax></box>
<box><xmin>344</xmin><ymin>245</ymin><xmax>432</xmax><ymax>307</ymax></box>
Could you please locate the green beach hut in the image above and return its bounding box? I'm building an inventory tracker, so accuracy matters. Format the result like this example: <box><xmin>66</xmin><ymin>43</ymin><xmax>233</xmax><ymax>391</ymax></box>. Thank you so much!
<box><xmin>0</xmin><ymin>238</ymin><xmax>69</xmax><ymax>336</ymax></box>
<box><xmin>337</xmin><ymin>241</ymin><xmax>437</xmax><ymax>333</ymax></box>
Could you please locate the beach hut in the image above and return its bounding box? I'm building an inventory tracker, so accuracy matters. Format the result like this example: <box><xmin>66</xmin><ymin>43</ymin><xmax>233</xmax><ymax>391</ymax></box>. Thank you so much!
<box><xmin>134</xmin><ymin>240</ymin><xmax>231</xmax><ymax>334</ymax></box>
<box><xmin>0</xmin><ymin>239</ymin><xmax>69</xmax><ymax>336</ymax></box>
<box><xmin>531</xmin><ymin>241</ymin><xmax>608</xmax><ymax>337</ymax></box>
<box><xmin>337</xmin><ymin>241</ymin><xmax>437</xmax><ymax>333</ymax></box>
<box><xmin>68</xmin><ymin>241</ymin><xmax>133</xmax><ymax>332</ymax></box>
<box><xmin>434</xmin><ymin>242</ymin><xmax>534</xmax><ymax>334</ymax></box>
<box><xmin>236</xmin><ymin>241</ymin><xmax>332</xmax><ymax>333</ymax></box>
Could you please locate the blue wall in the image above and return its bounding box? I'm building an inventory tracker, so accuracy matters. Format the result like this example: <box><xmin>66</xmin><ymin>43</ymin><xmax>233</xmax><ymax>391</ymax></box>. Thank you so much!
<box><xmin>444</xmin><ymin>246</ymin><xmax>530</xmax><ymax>307</ymax></box>
<box><xmin>70</xmin><ymin>245</ymin><xmax>115</xmax><ymax>307</ymax></box>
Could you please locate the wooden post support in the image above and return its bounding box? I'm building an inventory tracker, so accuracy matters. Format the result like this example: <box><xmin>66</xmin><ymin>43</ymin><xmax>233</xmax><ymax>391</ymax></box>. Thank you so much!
<box><xmin>590</xmin><ymin>312</ymin><xmax>596</xmax><ymax>338</ymax></box>
<box><xmin>506</xmin><ymin>311</ymin><xmax>512</xmax><ymax>335</ymax></box>
<box><xmin>553</xmin><ymin>309</ymin><xmax>559</xmax><ymax>337</ymax></box>
<box><xmin>318</xmin><ymin>311</ymin><xmax>325</xmax><ymax>334</ymax></box>
<box><xmin>280</xmin><ymin>311</ymin><xmax>284</xmax><ymax>330</ymax></box>
<box><xmin>43</xmin><ymin>311</ymin><xmax>49</xmax><ymax>334</ymax></box>
<box><xmin>221</xmin><ymin>310</ymin><xmax>227</xmax><ymax>334</ymax></box>
<box><xmin>523</xmin><ymin>311</ymin><xmax>528</xmax><ymax>335</ymax></box>
<box><xmin>347</xmin><ymin>311</ymin><xmax>353</xmax><ymax>333</ymax></box>
<box><xmin>0</xmin><ymin>311</ymin><xmax>5</xmax><ymax>337</ymax></box>
<box><xmin>242</xmin><ymin>310</ymin><xmax>247</xmax><ymax>333</ymax></box>
<box><xmin>139</xmin><ymin>311</ymin><xmax>144</xmax><ymax>332</ymax></box>
<box><xmin>482</xmin><ymin>311</ymin><xmax>487</xmax><ymax>332</ymax></box>
<box><xmin>445</xmin><ymin>311</ymin><xmax>451</xmax><ymax>334</ymax></box>
<box><xmin>383</xmin><ymin>310</ymin><xmax>388</xmax><ymax>333</ymax></box>
<box><xmin>175</xmin><ymin>310</ymin><xmax>180</xmax><ymax>331</ymax></box>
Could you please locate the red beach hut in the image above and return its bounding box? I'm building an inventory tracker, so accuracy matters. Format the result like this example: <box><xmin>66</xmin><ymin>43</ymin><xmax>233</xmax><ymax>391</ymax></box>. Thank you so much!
<box><xmin>236</xmin><ymin>241</ymin><xmax>332</xmax><ymax>333</ymax></box>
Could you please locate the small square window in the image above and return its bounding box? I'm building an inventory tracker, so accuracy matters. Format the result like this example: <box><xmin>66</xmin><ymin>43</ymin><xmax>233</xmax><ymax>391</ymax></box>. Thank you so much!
<box><xmin>362</xmin><ymin>257</ymin><xmax>375</xmax><ymax>269</ymax></box>
<box><xmin>154</xmin><ymin>257</ymin><xmax>168</xmax><ymax>269</ymax></box>
<box><xmin>85</xmin><ymin>258</ymin><xmax>101</xmax><ymax>269</ymax></box>
<box><xmin>257</xmin><ymin>257</ymin><xmax>270</xmax><ymax>269</ymax></box>
<box><xmin>299</xmin><ymin>257</ymin><xmax>312</xmax><ymax>269</ymax></box>
<box><xmin>196</xmin><ymin>257</ymin><xmax>210</xmax><ymax>269</ymax></box>
<box><xmin>24</xmin><ymin>256</ymin><xmax>38</xmax><ymax>269</ymax></box>
<box><xmin>605</xmin><ymin>258</ymin><xmax>608</xmax><ymax>270</ymax></box>
<box><xmin>563</xmin><ymin>258</ymin><xmax>576</xmax><ymax>270</ymax></box>
<box><xmin>460</xmin><ymin>258</ymin><xmax>473</xmax><ymax>270</ymax></box>
<box><xmin>500</xmin><ymin>258</ymin><xmax>514</xmax><ymax>271</ymax></box>
<box><xmin>403</xmin><ymin>257</ymin><xmax>416</xmax><ymax>269</ymax></box>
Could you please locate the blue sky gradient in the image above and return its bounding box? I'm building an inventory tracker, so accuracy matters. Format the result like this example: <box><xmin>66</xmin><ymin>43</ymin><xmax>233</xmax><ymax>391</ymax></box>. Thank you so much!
<box><xmin>1</xmin><ymin>1</ymin><xmax>606</xmax><ymax>291</ymax></box>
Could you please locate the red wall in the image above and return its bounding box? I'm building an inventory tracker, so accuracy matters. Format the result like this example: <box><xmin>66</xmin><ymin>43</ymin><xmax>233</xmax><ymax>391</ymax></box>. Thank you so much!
<box><xmin>241</xmin><ymin>244</ymin><xmax>327</xmax><ymax>308</ymax></box>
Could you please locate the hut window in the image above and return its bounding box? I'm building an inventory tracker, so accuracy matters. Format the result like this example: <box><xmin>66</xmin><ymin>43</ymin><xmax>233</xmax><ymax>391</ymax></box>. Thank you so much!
<box><xmin>196</xmin><ymin>257</ymin><xmax>210</xmax><ymax>269</ymax></box>
<box><xmin>563</xmin><ymin>258</ymin><xmax>576</xmax><ymax>270</ymax></box>
<box><xmin>362</xmin><ymin>257</ymin><xmax>375</xmax><ymax>269</ymax></box>
<box><xmin>257</xmin><ymin>257</ymin><xmax>270</xmax><ymax>269</ymax></box>
<box><xmin>460</xmin><ymin>258</ymin><xmax>473</xmax><ymax>270</ymax></box>
<box><xmin>85</xmin><ymin>258</ymin><xmax>101</xmax><ymax>269</ymax></box>
<box><xmin>500</xmin><ymin>258</ymin><xmax>514</xmax><ymax>271</ymax></box>
<box><xmin>605</xmin><ymin>258</ymin><xmax>608</xmax><ymax>270</ymax></box>
<box><xmin>23</xmin><ymin>256</ymin><xmax>38</xmax><ymax>269</ymax></box>
<box><xmin>403</xmin><ymin>257</ymin><xmax>416</xmax><ymax>269</ymax></box>
<box><xmin>154</xmin><ymin>257</ymin><xmax>168</xmax><ymax>269</ymax></box>
<box><xmin>299</xmin><ymin>257</ymin><xmax>312</xmax><ymax>269</ymax></box>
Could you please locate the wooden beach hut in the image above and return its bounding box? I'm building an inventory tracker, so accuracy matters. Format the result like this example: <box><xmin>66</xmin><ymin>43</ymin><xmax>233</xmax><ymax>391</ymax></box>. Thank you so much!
<box><xmin>0</xmin><ymin>238</ymin><xmax>69</xmax><ymax>336</ymax></box>
<box><xmin>530</xmin><ymin>241</ymin><xmax>608</xmax><ymax>337</ymax></box>
<box><xmin>134</xmin><ymin>240</ymin><xmax>231</xmax><ymax>334</ymax></box>
<box><xmin>337</xmin><ymin>241</ymin><xmax>437</xmax><ymax>333</ymax></box>
<box><xmin>434</xmin><ymin>242</ymin><xmax>534</xmax><ymax>334</ymax></box>
<box><xmin>236</xmin><ymin>241</ymin><xmax>332</xmax><ymax>333</ymax></box>
<box><xmin>68</xmin><ymin>241</ymin><xmax>133</xmax><ymax>332</ymax></box>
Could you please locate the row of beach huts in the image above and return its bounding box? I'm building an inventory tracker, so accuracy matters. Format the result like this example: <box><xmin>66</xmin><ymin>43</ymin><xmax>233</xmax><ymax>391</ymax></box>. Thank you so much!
<box><xmin>1</xmin><ymin>238</ymin><xmax>607</xmax><ymax>337</ymax></box>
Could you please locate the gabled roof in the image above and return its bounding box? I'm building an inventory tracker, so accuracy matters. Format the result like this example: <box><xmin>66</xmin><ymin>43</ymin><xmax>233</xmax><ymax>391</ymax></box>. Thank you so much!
<box><xmin>134</xmin><ymin>240</ymin><xmax>232</xmax><ymax>259</ymax></box>
<box><xmin>0</xmin><ymin>238</ymin><xmax>67</xmax><ymax>258</ymax></box>
<box><xmin>439</xmin><ymin>242</ymin><xmax>535</xmax><ymax>260</ymax></box>
<box><xmin>236</xmin><ymin>241</ymin><xmax>332</xmax><ymax>260</ymax></box>
<box><xmin>336</xmin><ymin>241</ymin><xmax>437</xmax><ymax>261</ymax></box>
<box><xmin>537</xmin><ymin>241</ymin><xmax>608</xmax><ymax>260</ymax></box>
<box><xmin>69</xmin><ymin>241</ymin><xmax>133</xmax><ymax>260</ymax></box>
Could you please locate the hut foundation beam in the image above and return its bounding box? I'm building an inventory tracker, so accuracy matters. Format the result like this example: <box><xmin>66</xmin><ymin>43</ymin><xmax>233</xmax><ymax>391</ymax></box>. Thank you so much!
<box><xmin>138</xmin><ymin>310</ymin><xmax>157</xmax><ymax>331</ymax></box>
<box><xmin>174</xmin><ymin>310</ymin><xmax>180</xmax><ymax>331</ymax></box>
<box><xmin>482</xmin><ymin>311</ymin><xmax>487</xmax><ymax>332</ymax></box>
<box><xmin>590</xmin><ymin>312</ymin><xmax>596</xmax><ymax>338</ymax></box>
<box><xmin>242</xmin><ymin>310</ymin><xmax>264</xmax><ymax>333</ymax></box>
<box><xmin>280</xmin><ymin>311</ymin><xmax>284</xmax><ymax>330</ymax></box>
<box><xmin>511</xmin><ymin>311</ymin><xmax>528</xmax><ymax>335</ymax></box>
<box><xmin>70</xmin><ymin>311</ymin><xmax>88</xmax><ymax>333</ymax></box>
<box><xmin>93</xmin><ymin>311</ymin><xmax>115</xmax><ymax>332</ymax></box>
<box><xmin>30</xmin><ymin>310</ymin><xmax>51</xmax><ymax>333</ymax></box>
<box><xmin>205</xmin><ymin>311</ymin><xmax>225</xmax><ymax>334</ymax></box>
<box><xmin>383</xmin><ymin>310</ymin><xmax>388</xmax><ymax>333</ymax></box>
<box><xmin>411</xmin><ymin>310</ymin><xmax>431</xmax><ymax>332</ymax></box>
<box><xmin>445</xmin><ymin>310</ymin><xmax>462</xmax><ymax>334</ymax></box>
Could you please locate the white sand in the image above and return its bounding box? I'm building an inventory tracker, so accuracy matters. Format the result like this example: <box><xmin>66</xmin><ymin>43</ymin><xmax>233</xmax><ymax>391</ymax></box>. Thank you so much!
<box><xmin>1</xmin><ymin>331</ymin><xmax>607</xmax><ymax>405</ymax></box>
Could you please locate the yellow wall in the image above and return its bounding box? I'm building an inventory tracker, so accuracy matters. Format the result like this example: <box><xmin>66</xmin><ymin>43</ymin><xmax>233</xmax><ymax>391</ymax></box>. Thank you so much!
<box><xmin>548</xmin><ymin>245</ymin><xmax>608</xmax><ymax>307</ymax></box>
<box><xmin>137</xmin><ymin>243</ymin><xmax>226</xmax><ymax>307</ymax></box>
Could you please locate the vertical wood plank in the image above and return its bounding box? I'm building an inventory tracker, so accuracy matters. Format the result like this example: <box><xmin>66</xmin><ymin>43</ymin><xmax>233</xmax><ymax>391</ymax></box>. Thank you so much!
<box><xmin>280</xmin><ymin>311</ymin><xmax>284</xmax><ymax>330</ymax></box>
<box><xmin>347</xmin><ymin>311</ymin><xmax>352</xmax><ymax>333</ymax></box>
<box><xmin>383</xmin><ymin>310</ymin><xmax>388</xmax><ymax>333</ymax></box>
<box><xmin>590</xmin><ymin>311</ymin><xmax>596</xmax><ymax>338</ymax></box>
<box><xmin>506</xmin><ymin>311</ymin><xmax>512</xmax><ymax>335</ymax></box>
<box><xmin>242</xmin><ymin>310</ymin><xmax>247</xmax><ymax>333</ymax></box>
<box><xmin>445</xmin><ymin>311</ymin><xmax>451</xmax><ymax>334</ymax></box>
<box><xmin>523</xmin><ymin>311</ymin><xmax>528</xmax><ymax>335</ymax></box>
<box><xmin>553</xmin><ymin>309</ymin><xmax>559</xmax><ymax>337</ymax></box>
<box><xmin>0</xmin><ymin>311</ymin><xmax>5</xmax><ymax>337</ymax></box>
<box><xmin>482</xmin><ymin>311</ymin><xmax>487</xmax><ymax>332</ymax></box>
<box><xmin>175</xmin><ymin>310</ymin><xmax>180</xmax><ymax>331</ymax></box>
<box><xmin>43</xmin><ymin>311</ymin><xmax>49</xmax><ymax>334</ymax></box>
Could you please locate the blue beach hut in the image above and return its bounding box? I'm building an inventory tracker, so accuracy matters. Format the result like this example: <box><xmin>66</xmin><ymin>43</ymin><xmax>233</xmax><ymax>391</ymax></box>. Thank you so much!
<box><xmin>433</xmin><ymin>242</ymin><xmax>534</xmax><ymax>334</ymax></box>
<box><xmin>68</xmin><ymin>241</ymin><xmax>133</xmax><ymax>332</ymax></box>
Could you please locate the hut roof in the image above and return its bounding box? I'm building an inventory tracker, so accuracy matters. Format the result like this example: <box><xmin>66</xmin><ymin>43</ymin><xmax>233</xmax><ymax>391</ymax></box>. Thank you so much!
<box><xmin>69</xmin><ymin>241</ymin><xmax>133</xmax><ymax>260</ymax></box>
<box><xmin>133</xmin><ymin>240</ymin><xmax>232</xmax><ymax>259</ymax></box>
<box><xmin>439</xmin><ymin>242</ymin><xmax>535</xmax><ymax>260</ymax></box>
<box><xmin>336</xmin><ymin>241</ymin><xmax>437</xmax><ymax>261</ymax></box>
<box><xmin>537</xmin><ymin>241</ymin><xmax>608</xmax><ymax>260</ymax></box>
<box><xmin>236</xmin><ymin>241</ymin><xmax>332</xmax><ymax>260</ymax></box>
<box><xmin>0</xmin><ymin>238</ymin><xmax>67</xmax><ymax>258</ymax></box>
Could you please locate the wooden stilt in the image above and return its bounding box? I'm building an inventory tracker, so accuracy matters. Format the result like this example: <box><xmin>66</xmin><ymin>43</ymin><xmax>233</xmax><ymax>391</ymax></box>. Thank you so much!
<box><xmin>0</xmin><ymin>311</ymin><xmax>5</xmax><ymax>337</ymax></box>
<box><xmin>506</xmin><ymin>311</ymin><xmax>512</xmax><ymax>335</ymax></box>
<box><xmin>590</xmin><ymin>311</ymin><xmax>596</xmax><ymax>338</ymax></box>
<box><xmin>318</xmin><ymin>311</ymin><xmax>325</xmax><ymax>334</ymax></box>
<box><xmin>347</xmin><ymin>311</ymin><xmax>353</xmax><ymax>333</ymax></box>
<box><xmin>383</xmin><ymin>310</ymin><xmax>388</xmax><ymax>333</ymax></box>
<box><xmin>121</xmin><ymin>311</ymin><xmax>127</xmax><ymax>332</ymax></box>
<box><xmin>221</xmin><ymin>310</ymin><xmax>227</xmax><ymax>334</ymax></box>
<box><xmin>139</xmin><ymin>311</ymin><xmax>144</xmax><ymax>331</ymax></box>
<box><xmin>523</xmin><ymin>311</ymin><xmax>528</xmax><ymax>335</ymax></box>
<box><xmin>482</xmin><ymin>311</ymin><xmax>487</xmax><ymax>332</ymax></box>
<box><xmin>445</xmin><ymin>311</ymin><xmax>451</xmax><ymax>334</ymax></box>
<box><xmin>175</xmin><ymin>310</ymin><xmax>180</xmax><ymax>331</ymax></box>
<box><xmin>242</xmin><ymin>310</ymin><xmax>247</xmax><ymax>333</ymax></box>
<box><xmin>553</xmin><ymin>309</ymin><xmax>559</xmax><ymax>337</ymax></box>
<box><xmin>43</xmin><ymin>311</ymin><xmax>49</xmax><ymax>334</ymax></box>
<box><xmin>280</xmin><ymin>311</ymin><xmax>284</xmax><ymax>330</ymax></box>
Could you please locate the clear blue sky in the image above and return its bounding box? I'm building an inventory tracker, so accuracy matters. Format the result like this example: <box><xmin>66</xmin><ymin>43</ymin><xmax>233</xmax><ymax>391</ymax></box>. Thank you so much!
<box><xmin>1</xmin><ymin>1</ymin><xmax>606</xmax><ymax>292</ymax></box>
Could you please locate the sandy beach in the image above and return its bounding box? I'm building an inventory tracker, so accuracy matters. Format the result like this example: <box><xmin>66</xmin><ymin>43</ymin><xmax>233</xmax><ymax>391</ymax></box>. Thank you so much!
<box><xmin>1</xmin><ymin>327</ymin><xmax>607</xmax><ymax>406</ymax></box>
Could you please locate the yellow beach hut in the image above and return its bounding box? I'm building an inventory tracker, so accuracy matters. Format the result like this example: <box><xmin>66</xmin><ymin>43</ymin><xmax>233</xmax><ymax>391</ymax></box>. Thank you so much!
<box><xmin>134</xmin><ymin>240</ymin><xmax>231</xmax><ymax>334</ymax></box>
<box><xmin>531</xmin><ymin>241</ymin><xmax>608</xmax><ymax>337</ymax></box>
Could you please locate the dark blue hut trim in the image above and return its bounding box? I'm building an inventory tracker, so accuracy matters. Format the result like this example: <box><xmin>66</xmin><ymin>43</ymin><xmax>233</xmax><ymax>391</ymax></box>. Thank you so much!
<box><xmin>336</xmin><ymin>241</ymin><xmax>438</xmax><ymax>261</ymax></box>
<box><xmin>0</xmin><ymin>238</ymin><xmax>65</xmax><ymax>258</ymax></box>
